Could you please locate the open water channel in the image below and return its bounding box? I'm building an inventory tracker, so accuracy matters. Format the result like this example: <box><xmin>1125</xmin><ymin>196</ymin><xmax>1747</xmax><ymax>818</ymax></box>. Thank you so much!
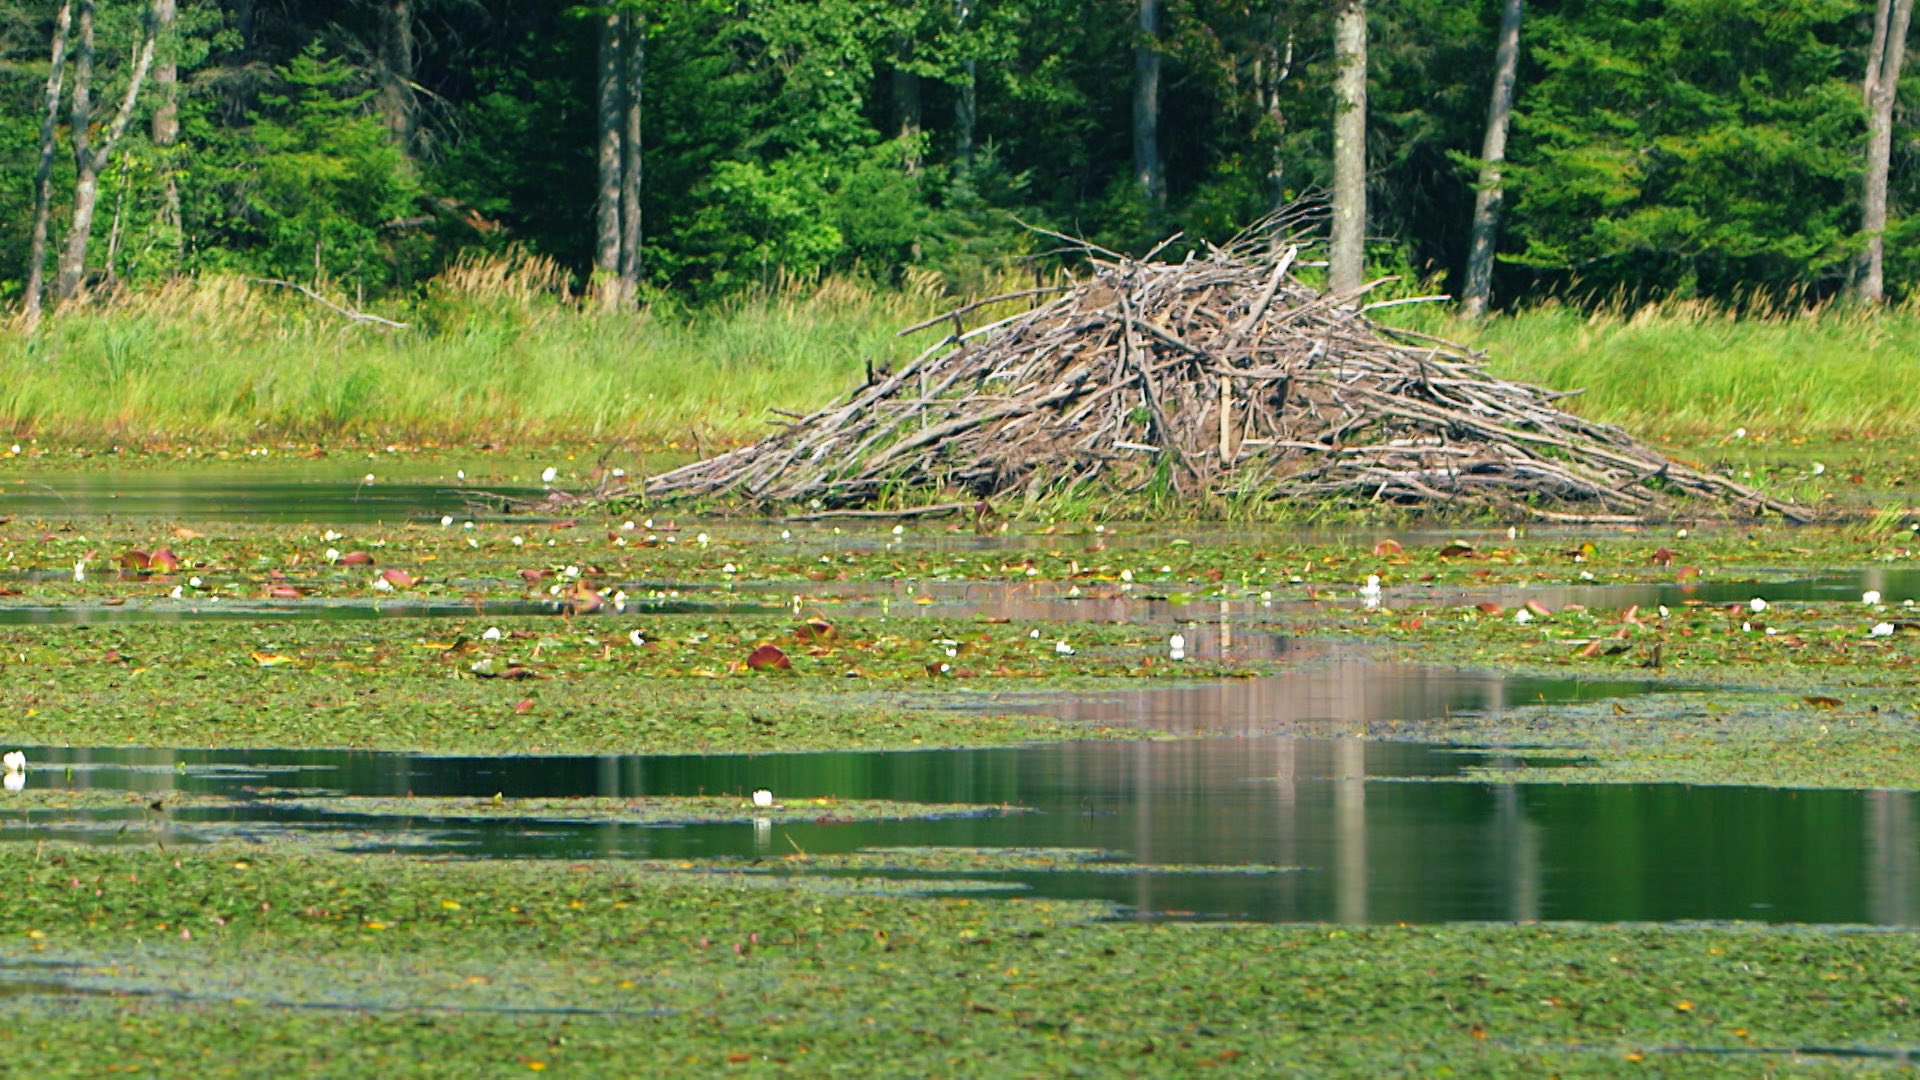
<box><xmin>2</xmin><ymin>465</ymin><xmax>1917</xmax><ymax>926</ymax></box>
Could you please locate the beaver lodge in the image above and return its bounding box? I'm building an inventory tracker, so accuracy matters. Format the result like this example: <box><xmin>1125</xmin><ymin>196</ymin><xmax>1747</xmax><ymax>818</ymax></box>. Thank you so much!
<box><xmin>640</xmin><ymin>217</ymin><xmax>1804</xmax><ymax>523</ymax></box>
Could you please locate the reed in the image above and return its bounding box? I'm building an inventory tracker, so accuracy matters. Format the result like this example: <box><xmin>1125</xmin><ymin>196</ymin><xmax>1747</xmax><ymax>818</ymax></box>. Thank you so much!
<box><xmin>5</xmin><ymin>264</ymin><xmax>1916</xmax><ymax>448</ymax></box>
<box><xmin>0</xmin><ymin>255</ymin><xmax>937</xmax><ymax>446</ymax></box>
<box><xmin>1398</xmin><ymin>298</ymin><xmax>1920</xmax><ymax>441</ymax></box>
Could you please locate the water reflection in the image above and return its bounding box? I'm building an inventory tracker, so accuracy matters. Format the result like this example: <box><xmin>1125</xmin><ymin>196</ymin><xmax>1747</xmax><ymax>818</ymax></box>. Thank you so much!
<box><xmin>0</xmin><ymin>466</ymin><xmax>530</xmax><ymax>523</ymax></box>
<box><xmin>7</xmin><ymin>729</ymin><xmax>1920</xmax><ymax>926</ymax></box>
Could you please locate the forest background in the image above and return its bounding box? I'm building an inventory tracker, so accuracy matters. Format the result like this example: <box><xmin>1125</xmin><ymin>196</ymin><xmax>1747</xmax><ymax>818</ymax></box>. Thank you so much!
<box><xmin>1</xmin><ymin>0</ymin><xmax>1917</xmax><ymax>447</ymax></box>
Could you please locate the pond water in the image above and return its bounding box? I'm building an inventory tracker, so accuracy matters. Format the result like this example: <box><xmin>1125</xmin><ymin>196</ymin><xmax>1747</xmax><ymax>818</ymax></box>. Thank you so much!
<box><xmin>0</xmin><ymin>466</ymin><xmax>1914</xmax><ymax>926</ymax></box>
<box><xmin>0</xmin><ymin>461</ymin><xmax>534</xmax><ymax>523</ymax></box>
<box><xmin>5</xmin><ymin>721</ymin><xmax>1916</xmax><ymax>926</ymax></box>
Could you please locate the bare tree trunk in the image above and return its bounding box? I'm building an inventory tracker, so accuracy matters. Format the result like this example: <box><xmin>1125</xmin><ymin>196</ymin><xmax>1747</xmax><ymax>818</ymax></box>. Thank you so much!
<box><xmin>1858</xmin><ymin>0</ymin><xmax>1913</xmax><ymax>304</ymax></box>
<box><xmin>375</xmin><ymin>0</ymin><xmax>416</xmax><ymax>152</ymax></box>
<box><xmin>1133</xmin><ymin>0</ymin><xmax>1163</xmax><ymax>210</ymax></box>
<box><xmin>1328</xmin><ymin>0</ymin><xmax>1368</xmax><ymax>296</ymax></box>
<box><xmin>152</xmin><ymin>0</ymin><xmax>181</xmax><ymax>262</ymax></box>
<box><xmin>954</xmin><ymin>0</ymin><xmax>975</xmax><ymax>176</ymax></box>
<box><xmin>891</xmin><ymin>0</ymin><xmax>922</xmax><ymax>175</ymax></box>
<box><xmin>1258</xmin><ymin>5</ymin><xmax>1296</xmax><ymax>211</ymax></box>
<box><xmin>892</xmin><ymin>61</ymin><xmax>922</xmax><ymax>173</ymax></box>
<box><xmin>1462</xmin><ymin>0</ymin><xmax>1523</xmax><ymax>319</ymax></box>
<box><xmin>55</xmin><ymin>0</ymin><xmax>158</xmax><ymax>305</ymax></box>
<box><xmin>22</xmin><ymin>0</ymin><xmax>74</xmax><ymax>330</ymax></box>
<box><xmin>56</xmin><ymin>0</ymin><xmax>99</xmax><ymax>303</ymax></box>
<box><xmin>592</xmin><ymin>12</ymin><xmax>622</xmax><ymax>308</ymax></box>
<box><xmin>617</xmin><ymin>11</ymin><xmax>644</xmax><ymax>301</ymax></box>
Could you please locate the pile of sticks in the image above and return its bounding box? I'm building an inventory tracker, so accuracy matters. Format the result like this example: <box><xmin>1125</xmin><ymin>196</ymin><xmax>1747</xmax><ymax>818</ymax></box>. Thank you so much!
<box><xmin>642</xmin><ymin>217</ymin><xmax>1805</xmax><ymax>522</ymax></box>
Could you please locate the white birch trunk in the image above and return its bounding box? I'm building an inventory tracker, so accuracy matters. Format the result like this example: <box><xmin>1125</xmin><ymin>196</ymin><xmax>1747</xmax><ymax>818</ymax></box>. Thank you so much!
<box><xmin>1462</xmin><ymin>0</ymin><xmax>1523</xmax><ymax>319</ymax></box>
<box><xmin>1329</xmin><ymin>0</ymin><xmax>1368</xmax><ymax>296</ymax></box>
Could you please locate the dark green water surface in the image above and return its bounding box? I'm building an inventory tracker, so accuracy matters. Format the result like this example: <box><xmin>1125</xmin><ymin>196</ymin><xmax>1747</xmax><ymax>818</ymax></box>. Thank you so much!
<box><xmin>0</xmin><ymin>469</ymin><xmax>1913</xmax><ymax>926</ymax></box>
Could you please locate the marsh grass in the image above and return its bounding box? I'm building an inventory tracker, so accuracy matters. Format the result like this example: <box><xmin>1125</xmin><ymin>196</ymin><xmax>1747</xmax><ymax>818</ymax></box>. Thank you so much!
<box><xmin>1394</xmin><ymin>297</ymin><xmax>1920</xmax><ymax>441</ymax></box>
<box><xmin>7</xmin><ymin>261</ymin><xmax>1920</xmax><ymax>447</ymax></box>
<box><xmin>1</xmin><ymin>254</ymin><xmax>943</xmax><ymax>446</ymax></box>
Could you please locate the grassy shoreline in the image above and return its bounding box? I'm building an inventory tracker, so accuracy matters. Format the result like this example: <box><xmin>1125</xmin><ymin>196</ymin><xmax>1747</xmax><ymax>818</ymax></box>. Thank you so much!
<box><xmin>8</xmin><ymin>276</ymin><xmax>1920</xmax><ymax>448</ymax></box>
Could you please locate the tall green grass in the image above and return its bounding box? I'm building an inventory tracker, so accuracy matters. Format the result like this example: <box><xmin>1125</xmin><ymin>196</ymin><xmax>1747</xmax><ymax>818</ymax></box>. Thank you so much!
<box><xmin>1396</xmin><ymin>299</ymin><xmax>1920</xmax><ymax>442</ymax></box>
<box><xmin>0</xmin><ymin>254</ymin><xmax>942</xmax><ymax>446</ymax></box>
<box><xmin>6</xmin><ymin>261</ymin><xmax>1919</xmax><ymax>447</ymax></box>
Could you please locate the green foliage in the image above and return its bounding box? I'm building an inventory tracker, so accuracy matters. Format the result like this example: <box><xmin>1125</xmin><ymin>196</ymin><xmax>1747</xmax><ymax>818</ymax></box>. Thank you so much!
<box><xmin>0</xmin><ymin>0</ymin><xmax>1915</xmax><ymax>308</ymax></box>
<box><xmin>238</xmin><ymin>46</ymin><xmax>423</xmax><ymax>288</ymax></box>
<box><xmin>1503</xmin><ymin>0</ymin><xmax>1865</xmax><ymax>300</ymax></box>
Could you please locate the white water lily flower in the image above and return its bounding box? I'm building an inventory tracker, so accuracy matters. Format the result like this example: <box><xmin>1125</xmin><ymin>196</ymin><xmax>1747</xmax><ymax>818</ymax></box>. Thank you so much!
<box><xmin>892</xmin><ymin>525</ymin><xmax>905</xmax><ymax>536</ymax></box>
<box><xmin>628</xmin><ymin>630</ymin><xmax>645</xmax><ymax>647</ymax></box>
<box><xmin>1742</xmin><ymin>622</ymin><xmax>1754</xmax><ymax>633</ymax></box>
<box><xmin>456</xmin><ymin>470</ymin><xmax>465</xmax><ymax>481</ymax></box>
<box><xmin>1871</xmin><ymin>622</ymin><xmax>1896</xmax><ymax>638</ymax></box>
<box><xmin>1677</xmin><ymin>528</ymin><xmax>1689</xmax><ymax>539</ymax></box>
<box><xmin>751</xmin><ymin>789</ymin><xmax>774</xmax><ymax>808</ymax></box>
<box><xmin>440</xmin><ymin>515</ymin><xmax>454</xmax><ymax>527</ymax></box>
<box><xmin>1748</xmin><ymin>598</ymin><xmax>1768</xmax><ymax>613</ymax></box>
<box><xmin>511</xmin><ymin>536</ymin><xmax>524</xmax><ymax>546</ymax></box>
<box><xmin>1514</xmin><ymin>609</ymin><xmax>1533</xmax><ymax>624</ymax></box>
<box><xmin>1812</xmin><ymin>462</ymin><xmax>1827</xmax><ymax>476</ymax></box>
<box><xmin>1169</xmin><ymin>633</ymin><xmax>1186</xmax><ymax>656</ymax></box>
<box><xmin>611</xmin><ymin>468</ymin><xmax>625</xmax><ymax>479</ymax></box>
<box><xmin>481</xmin><ymin>627</ymin><xmax>502</xmax><ymax>642</ymax></box>
<box><xmin>722</xmin><ymin>563</ymin><xmax>737</xmax><ymax>574</ymax></box>
<box><xmin>372</xmin><ymin>577</ymin><xmax>393</xmax><ymax>592</ymax></box>
<box><xmin>1864</xmin><ymin>591</ymin><xmax>1882</xmax><ymax>606</ymax></box>
<box><xmin>169</xmin><ymin>585</ymin><xmax>184</xmax><ymax>599</ymax></box>
<box><xmin>1055</xmin><ymin>641</ymin><xmax>1075</xmax><ymax>656</ymax></box>
<box><xmin>3</xmin><ymin>772</ymin><xmax>22</xmax><ymax>792</ymax></box>
<box><xmin>1507</xmin><ymin>526</ymin><xmax>1518</xmax><ymax>540</ymax></box>
<box><xmin>1030</xmin><ymin>629</ymin><xmax>1041</xmax><ymax>639</ymax></box>
<box><xmin>363</xmin><ymin>473</ymin><xmax>375</xmax><ymax>484</ymax></box>
<box><xmin>1360</xmin><ymin>575</ymin><xmax>1382</xmax><ymax>596</ymax></box>
<box><xmin>1659</xmin><ymin>606</ymin><xmax>1671</xmax><ymax>619</ymax></box>
<box><xmin>2</xmin><ymin>751</ymin><xmax>25</xmax><ymax>773</ymax></box>
<box><xmin>696</xmin><ymin>533</ymin><xmax>711</xmax><ymax>546</ymax></box>
<box><xmin>1120</xmin><ymin>569</ymin><xmax>1134</xmax><ymax>582</ymax></box>
<box><xmin>466</xmin><ymin>538</ymin><xmax>479</xmax><ymax>549</ymax></box>
<box><xmin>541</xmin><ymin>466</ymin><xmax>558</xmax><ymax>483</ymax></box>
<box><xmin>463</xmin><ymin>521</ymin><xmax>475</xmax><ymax>530</ymax></box>
<box><xmin>325</xmin><ymin>548</ymin><xmax>341</xmax><ymax>564</ymax></box>
<box><xmin>324</xmin><ymin>530</ymin><xmax>341</xmax><ymax>542</ymax></box>
<box><xmin>612</xmin><ymin>590</ymin><xmax>628</xmax><ymax>612</ymax></box>
<box><xmin>188</xmin><ymin>577</ymin><xmax>203</xmax><ymax>589</ymax></box>
<box><xmin>1733</xmin><ymin>428</ymin><xmax>1747</xmax><ymax>439</ymax></box>
<box><xmin>780</xmin><ymin>530</ymin><xmax>792</xmax><ymax>541</ymax></box>
<box><xmin>1579</xmin><ymin>571</ymin><xmax>1595</xmax><ymax>581</ymax></box>
<box><xmin>72</xmin><ymin>560</ymin><xmax>85</xmax><ymax>583</ymax></box>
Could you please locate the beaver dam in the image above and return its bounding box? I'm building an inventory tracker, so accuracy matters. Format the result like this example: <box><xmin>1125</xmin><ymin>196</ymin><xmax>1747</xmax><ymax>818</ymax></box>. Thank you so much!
<box><xmin>635</xmin><ymin>222</ymin><xmax>1804</xmax><ymax>522</ymax></box>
